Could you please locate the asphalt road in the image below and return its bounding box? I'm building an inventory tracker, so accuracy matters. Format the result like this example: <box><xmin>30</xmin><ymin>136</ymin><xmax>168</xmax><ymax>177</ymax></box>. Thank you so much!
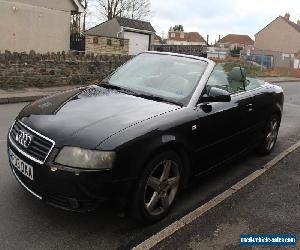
<box><xmin>0</xmin><ymin>82</ymin><xmax>300</xmax><ymax>250</ymax></box>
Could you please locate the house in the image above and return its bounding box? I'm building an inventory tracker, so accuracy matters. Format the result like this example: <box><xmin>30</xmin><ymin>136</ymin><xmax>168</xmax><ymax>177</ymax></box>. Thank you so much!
<box><xmin>0</xmin><ymin>0</ymin><xmax>84</xmax><ymax>53</ymax></box>
<box><xmin>255</xmin><ymin>14</ymin><xmax>300</xmax><ymax>53</ymax></box>
<box><xmin>167</xmin><ymin>30</ymin><xmax>207</xmax><ymax>45</ymax></box>
<box><xmin>217</xmin><ymin>34</ymin><xmax>254</xmax><ymax>49</ymax></box>
<box><xmin>154</xmin><ymin>34</ymin><xmax>163</xmax><ymax>45</ymax></box>
<box><xmin>85</xmin><ymin>17</ymin><xmax>155</xmax><ymax>55</ymax></box>
<box><xmin>249</xmin><ymin>13</ymin><xmax>300</xmax><ymax>68</ymax></box>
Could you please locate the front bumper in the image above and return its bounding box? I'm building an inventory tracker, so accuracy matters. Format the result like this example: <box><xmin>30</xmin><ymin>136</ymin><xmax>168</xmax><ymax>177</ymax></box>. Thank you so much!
<box><xmin>7</xmin><ymin>140</ymin><xmax>135</xmax><ymax>212</ymax></box>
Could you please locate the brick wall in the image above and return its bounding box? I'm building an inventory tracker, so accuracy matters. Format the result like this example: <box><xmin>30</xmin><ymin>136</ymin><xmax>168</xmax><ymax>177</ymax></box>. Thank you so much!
<box><xmin>0</xmin><ymin>50</ymin><xmax>132</xmax><ymax>89</ymax></box>
<box><xmin>85</xmin><ymin>35</ymin><xmax>129</xmax><ymax>56</ymax></box>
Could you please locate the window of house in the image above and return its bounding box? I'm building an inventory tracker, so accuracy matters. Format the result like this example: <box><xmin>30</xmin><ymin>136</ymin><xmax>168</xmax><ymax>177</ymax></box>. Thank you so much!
<box><xmin>171</xmin><ymin>33</ymin><xmax>175</xmax><ymax>38</ymax></box>
<box><xmin>120</xmin><ymin>40</ymin><xmax>124</xmax><ymax>47</ymax></box>
<box><xmin>93</xmin><ymin>37</ymin><xmax>99</xmax><ymax>44</ymax></box>
<box><xmin>180</xmin><ymin>33</ymin><xmax>184</xmax><ymax>39</ymax></box>
<box><xmin>107</xmin><ymin>39</ymin><xmax>112</xmax><ymax>46</ymax></box>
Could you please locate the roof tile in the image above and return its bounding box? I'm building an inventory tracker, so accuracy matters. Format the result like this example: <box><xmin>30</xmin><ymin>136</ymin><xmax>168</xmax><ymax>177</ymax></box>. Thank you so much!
<box><xmin>115</xmin><ymin>16</ymin><xmax>155</xmax><ymax>32</ymax></box>
<box><xmin>169</xmin><ymin>32</ymin><xmax>206</xmax><ymax>43</ymax></box>
<box><xmin>218</xmin><ymin>34</ymin><xmax>254</xmax><ymax>45</ymax></box>
<box><xmin>285</xmin><ymin>18</ymin><xmax>300</xmax><ymax>32</ymax></box>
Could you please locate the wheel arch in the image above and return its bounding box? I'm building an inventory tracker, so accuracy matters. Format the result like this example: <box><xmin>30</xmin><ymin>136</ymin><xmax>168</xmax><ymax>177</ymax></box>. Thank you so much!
<box><xmin>139</xmin><ymin>141</ymin><xmax>192</xmax><ymax>189</ymax></box>
<box><xmin>272</xmin><ymin>102</ymin><xmax>283</xmax><ymax>124</ymax></box>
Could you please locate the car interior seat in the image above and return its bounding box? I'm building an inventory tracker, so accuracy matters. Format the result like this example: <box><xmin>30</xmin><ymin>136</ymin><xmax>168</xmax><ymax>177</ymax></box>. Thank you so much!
<box><xmin>228</xmin><ymin>67</ymin><xmax>246</xmax><ymax>93</ymax></box>
<box><xmin>161</xmin><ymin>74</ymin><xmax>190</xmax><ymax>96</ymax></box>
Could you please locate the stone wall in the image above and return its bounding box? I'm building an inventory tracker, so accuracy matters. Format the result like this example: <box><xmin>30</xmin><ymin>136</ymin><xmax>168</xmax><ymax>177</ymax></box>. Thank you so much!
<box><xmin>152</xmin><ymin>45</ymin><xmax>207</xmax><ymax>57</ymax></box>
<box><xmin>85</xmin><ymin>35</ymin><xmax>129</xmax><ymax>56</ymax></box>
<box><xmin>0</xmin><ymin>50</ymin><xmax>132</xmax><ymax>89</ymax></box>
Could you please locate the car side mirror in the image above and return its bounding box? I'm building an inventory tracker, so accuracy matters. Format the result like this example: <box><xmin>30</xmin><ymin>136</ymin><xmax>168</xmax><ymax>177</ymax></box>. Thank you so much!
<box><xmin>200</xmin><ymin>87</ymin><xmax>231</xmax><ymax>103</ymax></box>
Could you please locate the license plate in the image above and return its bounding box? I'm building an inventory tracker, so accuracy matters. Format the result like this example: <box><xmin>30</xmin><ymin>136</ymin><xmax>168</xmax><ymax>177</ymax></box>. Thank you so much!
<box><xmin>9</xmin><ymin>149</ymin><xmax>34</xmax><ymax>181</ymax></box>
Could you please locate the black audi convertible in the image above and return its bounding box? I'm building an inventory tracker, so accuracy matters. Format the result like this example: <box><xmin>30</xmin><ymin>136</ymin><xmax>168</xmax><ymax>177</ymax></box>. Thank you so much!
<box><xmin>7</xmin><ymin>52</ymin><xmax>284</xmax><ymax>222</ymax></box>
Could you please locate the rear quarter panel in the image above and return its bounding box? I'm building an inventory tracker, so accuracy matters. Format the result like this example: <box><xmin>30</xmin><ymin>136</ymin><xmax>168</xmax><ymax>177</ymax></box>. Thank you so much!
<box><xmin>251</xmin><ymin>83</ymin><xmax>283</xmax><ymax>133</ymax></box>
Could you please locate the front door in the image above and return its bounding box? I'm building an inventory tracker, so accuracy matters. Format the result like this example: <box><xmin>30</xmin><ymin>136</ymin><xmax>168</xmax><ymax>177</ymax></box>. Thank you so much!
<box><xmin>245</xmin><ymin>78</ymin><xmax>274</xmax><ymax>144</ymax></box>
<box><xmin>192</xmin><ymin>64</ymin><xmax>254</xmax><ymax>174</ymax></box>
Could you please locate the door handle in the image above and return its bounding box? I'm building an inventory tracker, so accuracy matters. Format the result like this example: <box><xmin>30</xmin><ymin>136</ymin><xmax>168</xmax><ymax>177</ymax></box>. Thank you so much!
<box><xmin>246</xmin><ymin>103</ymin><xmax>253</xmax><ymax>112</ymax></box>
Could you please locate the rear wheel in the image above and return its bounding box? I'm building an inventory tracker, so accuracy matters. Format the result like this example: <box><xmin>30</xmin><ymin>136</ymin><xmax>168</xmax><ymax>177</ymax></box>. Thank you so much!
<box><xmin>258</xmin><ymin>114</ymin><xmax>280</xmax><ymax>154</ymax></box>
<box><xmin>132</xmin><ymin>151</ymin><xmax>182</xmax><ymax>223</ymax></box>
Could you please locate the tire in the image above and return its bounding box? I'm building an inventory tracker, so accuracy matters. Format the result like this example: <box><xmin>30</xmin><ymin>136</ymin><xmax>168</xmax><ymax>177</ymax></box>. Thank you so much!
<box><xmin>257</xmin><ymin>114</ymin><xmax>280</xmax><ymax>155</ymax></box>
<box><xmin>131</xmin><ymin>151</ymin><xmax>183</xmax><ymax>223</ymax></box>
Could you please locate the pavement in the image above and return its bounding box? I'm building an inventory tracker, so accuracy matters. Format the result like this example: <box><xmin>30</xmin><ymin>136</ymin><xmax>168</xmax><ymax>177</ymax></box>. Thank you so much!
<box><xmin>258</xmin><ymin>77</ymin><xmax>300</xmax><ymax>83</ymax></box>
<box><xmin>0</xmin><ymin>81</ymin><xmax>300</xmax><ymax>249</ymax></box>
<box><xmin>0</xmin><ymin>84</ymin><xmax>83</xmax><ymax>104</ymax></box>
<box><xmin>153</xmin><ymin>147</ymin><xmax>300</xmax><ymax>250</ymax></box>
<box><xmin>0</xmin><ymin>77</ymin><xmax>299</xmax><ymax>105</ymax></box>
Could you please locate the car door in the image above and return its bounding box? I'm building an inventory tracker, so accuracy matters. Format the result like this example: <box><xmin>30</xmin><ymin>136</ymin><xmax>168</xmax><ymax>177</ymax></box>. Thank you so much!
<box><xmin>191</xmin><ymin>64</ymin><xmax>254</xmax><ymax>174</ymax></box>
<box><xmin>245</xmin><ymin>78</ymin><xmax>274</xmax><ymax>144</ymax></box>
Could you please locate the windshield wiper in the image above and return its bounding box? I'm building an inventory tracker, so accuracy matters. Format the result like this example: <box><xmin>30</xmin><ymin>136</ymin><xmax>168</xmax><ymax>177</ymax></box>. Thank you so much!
<box><xmin>100</xmin><ymin>82</ymin><xmax>182</xmax><ymax>106</ymax></box>
<box><xmin>100</xmin><ymin>83</ymin><xmax>137</xmax><ymax>95</ymax></box>
<box><xmin>134</xmin><ymin>93</ymin><xmax>183</xmax><ymax>107</ymax></box>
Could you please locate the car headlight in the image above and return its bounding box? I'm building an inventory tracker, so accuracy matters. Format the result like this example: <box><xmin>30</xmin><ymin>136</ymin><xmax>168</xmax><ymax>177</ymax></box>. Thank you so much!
<box><xmin>55</xmin><ymin>147</ymin><xmax>115</xmax><ymax>170</ymax></box>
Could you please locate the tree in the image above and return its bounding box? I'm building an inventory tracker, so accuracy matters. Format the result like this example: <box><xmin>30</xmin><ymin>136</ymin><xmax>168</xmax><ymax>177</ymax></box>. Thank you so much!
<box><xmin>71</xmin><ymin>0</ymin><xmax>89</xmax><ymax>33</ymax></box>
<box><xmin>80</xmin><ymin>0</ymin><xmax>88</xmax><ymax>32</ymax></box>
<box><xmin>126</xmin><ymin>0</ymin><xmax>151</xmax><ymax>20</ymax></box>
<box><xmin>230</xmin><ymin>47</ymin><xmax>243</xmax><ymax>57</ymax></box>
<box><xmin>173</xmin><ymin>25</ymin><xmax>184</xmax><ymax>32</ymax></box>
<box><xmin>96</xmin><ymin>0</ymin><xmax>151</xmax><ymax>21</ymax></box>
<box><xmin>97</xmin><ymin>0</ymin><xmax>126</xmax><ymax>21</ymax></box>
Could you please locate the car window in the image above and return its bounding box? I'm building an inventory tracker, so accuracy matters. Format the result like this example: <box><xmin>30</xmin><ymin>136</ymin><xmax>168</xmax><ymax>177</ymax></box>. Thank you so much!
<box><xmin>206</xmin><ymin>63</ymin><xmax>246</xmax><ymax>94</ymax></box>
<box><xmin>105</xmin><ymin>53</ymin><xmax>207</xmax><ymax>106</ymax></box>
<box><xmin>245</xmin><ymin>77</ymin><xmax>264</xmax><ymax>91</ymax></box>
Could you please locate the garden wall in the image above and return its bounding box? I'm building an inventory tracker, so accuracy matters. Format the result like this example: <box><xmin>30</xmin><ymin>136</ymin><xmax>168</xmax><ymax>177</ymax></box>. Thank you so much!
<box><xmin>0</xmin><ymin>50</ymin><xmax>131</xmax><ymax>89</ymax></box>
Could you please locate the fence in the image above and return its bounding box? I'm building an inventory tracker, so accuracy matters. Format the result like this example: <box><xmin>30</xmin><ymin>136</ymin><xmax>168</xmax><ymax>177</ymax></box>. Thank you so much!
<box><xmin>242</xmin><ymin>54</ymin><xmax>273</xmax><ymax>69</ymax></box>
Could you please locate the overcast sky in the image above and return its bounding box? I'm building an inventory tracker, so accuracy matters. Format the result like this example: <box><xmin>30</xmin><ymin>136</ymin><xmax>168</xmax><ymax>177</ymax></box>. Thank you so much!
<box><xmin>87</xmin><ymin>0</ymin><xmax>300</xmax><ymax>43</ymax></box>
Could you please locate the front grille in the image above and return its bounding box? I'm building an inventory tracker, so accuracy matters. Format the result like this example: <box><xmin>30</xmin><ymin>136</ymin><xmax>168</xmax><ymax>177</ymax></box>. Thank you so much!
<box><xmin>9</xmin><ymin>120</ymin><xmax>55</xmax><ymax>164</ymax></box>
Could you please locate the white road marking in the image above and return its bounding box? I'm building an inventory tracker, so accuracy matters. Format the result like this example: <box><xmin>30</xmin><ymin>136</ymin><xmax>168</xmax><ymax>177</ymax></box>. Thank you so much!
<box><xmin>133</xmin><ymin>140</ymin><xmax>300</xmax><ymax>250</ymax></box>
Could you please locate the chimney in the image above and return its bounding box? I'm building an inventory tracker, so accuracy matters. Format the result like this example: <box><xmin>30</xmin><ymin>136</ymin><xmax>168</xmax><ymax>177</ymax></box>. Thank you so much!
<box><xmin>298</xmin><ymin>20</ymin><xmax>300</xmax><ymax>25</ymax></box>
<box><xmin>218</xmin><ymin>35</ymin><xmax>221</xmax><ymax>41</ymax></box>
<box><xmin>284</xmin><ymin>13</ymin><xmax>290</xmax><ymax>20</ymax></box>
<box><xmin>207</xmin><ymin>35</ymin><xmax>209</xmax><ymax>45</ymax></box>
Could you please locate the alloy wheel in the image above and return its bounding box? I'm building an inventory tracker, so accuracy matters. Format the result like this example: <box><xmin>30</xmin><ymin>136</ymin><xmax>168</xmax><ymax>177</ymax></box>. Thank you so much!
<box><xmin>144</xmin><ymin>159</ymin><xmax>180</xmax><ymax>216</ymax></box>
<box><xmin>266</xmin><ymin>118</ymin><xmax>279</xmax><ymax>151</ymax></box>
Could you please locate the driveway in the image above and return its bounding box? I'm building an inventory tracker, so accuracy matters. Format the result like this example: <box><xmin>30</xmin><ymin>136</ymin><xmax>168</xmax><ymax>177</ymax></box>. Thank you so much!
<box><xmin>0</xmin><ymin>82</ymin><xmax>299</xmax><ymax>249</ymax></box>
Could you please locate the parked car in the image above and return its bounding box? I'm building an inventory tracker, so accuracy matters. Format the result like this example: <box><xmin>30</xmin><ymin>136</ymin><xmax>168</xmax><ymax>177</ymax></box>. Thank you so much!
<box><xmin>7</xmin><ymin>52</ymin><xmax>284</xmax><ymax>222</ymax></box>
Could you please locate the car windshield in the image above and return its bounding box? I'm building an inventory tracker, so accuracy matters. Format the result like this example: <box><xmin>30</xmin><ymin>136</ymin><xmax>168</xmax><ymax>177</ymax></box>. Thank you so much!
<box><xmin>101</xmin><ymin>53</ymin><xmax>208</xmax><ymax>106</ymax></box>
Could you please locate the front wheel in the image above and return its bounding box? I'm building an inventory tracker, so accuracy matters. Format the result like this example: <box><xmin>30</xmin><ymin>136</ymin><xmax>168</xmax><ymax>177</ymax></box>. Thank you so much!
<box><xmin>258</xmin><ymin>114</ymin><xmax>280</xmax><ymax>154</ymax></box>
<box><xmin>132</xmin><ymin>151</ymin><xmax>182</xmax><ymax>223</ymax></box>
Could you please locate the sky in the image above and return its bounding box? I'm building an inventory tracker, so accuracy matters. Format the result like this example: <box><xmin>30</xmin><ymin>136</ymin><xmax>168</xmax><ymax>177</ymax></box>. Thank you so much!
<box><xmin>87</xmin><ymin>0</ymin><xmax>300</xmax><ymax>43</ymax></box>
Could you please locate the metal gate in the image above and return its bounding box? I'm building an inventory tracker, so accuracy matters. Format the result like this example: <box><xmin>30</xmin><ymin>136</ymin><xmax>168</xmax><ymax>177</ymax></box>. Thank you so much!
<box><xmin>70</xmin><ymin>33</ymin><xmax>85</xmax><ymax>52</ymax></box>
